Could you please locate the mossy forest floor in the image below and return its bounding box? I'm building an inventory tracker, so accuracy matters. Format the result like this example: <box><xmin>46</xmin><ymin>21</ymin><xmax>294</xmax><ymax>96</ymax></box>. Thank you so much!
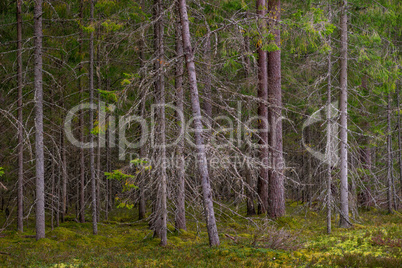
<box><xmin>1</xmin><ymin>202</ymin><xmax>401</xmax><ymax>267</ymax></box>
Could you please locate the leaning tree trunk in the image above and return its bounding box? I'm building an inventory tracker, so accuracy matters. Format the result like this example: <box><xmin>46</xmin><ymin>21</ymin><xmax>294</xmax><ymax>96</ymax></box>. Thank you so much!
<box><xmin>268</xmin><ymin>0</ymin><xmax>285</xmax><ymax>218</ymax></box>
<box><xmin>339</xmin><ymin>0</ymin><xmax>350</xmax><ymax>228</ymax></box>
<box><xmin>89</xmin><ymin>0</ymin><xmax>98</xmax><ymax>235</ymax></box>
<box><xmin>34</xmin><ymin>0</ymin><xmax>45</xmax><ymax>240</ymax></box>
<box><xmin>256</xmin><ymin>0</ymin><xmax>269</xmax><ymax>215</ymax></box>
<box><xmin>17</xmin><ymin>0</ymin><xmax>24</xmax><ymax>233</ymax></box>
<box><xmin>153</xmin><ymin>0</ymin><xmax>167</xmax><ymax>246</ymax></box>
<box><xmin>174</xmin><ymin>14</ymin><xmax>186</xmax><ymax>231</ymax></box>
<box><xmin>178</xmin><ymin>0</ymin><xmax>220</xmax><ymax>247</ymax></box>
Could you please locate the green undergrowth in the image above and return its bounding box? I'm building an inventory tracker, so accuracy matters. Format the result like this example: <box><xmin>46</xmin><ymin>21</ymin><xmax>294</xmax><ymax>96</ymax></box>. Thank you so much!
<box><xmin>0</xmin><ymin>204</ymin><xmax>401</xmax><ymax>267</ymax></box>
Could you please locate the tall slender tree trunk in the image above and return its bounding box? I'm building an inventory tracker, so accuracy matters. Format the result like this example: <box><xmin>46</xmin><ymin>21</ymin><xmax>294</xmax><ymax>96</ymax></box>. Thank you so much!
<box><xmin>56</xmin><ymin>154</ymin><xmax>60</xmax><ymax>227</ymax></box>
<box><xmin>178</xmin><ymin>0</ymin><xmax>220</xmax><ymax>247</ymax></box>
<box><xmin>105</xmin><ymin>117</ymin><xmax>110</xmax><ymax>220</ymax></box>
<box><xmin>244</xmin><ymin>151</ymin><xmax>256</xmax><ymax>216</ymax></box>
<box><xmin>268</xmin><ymin>0</ymin><xmax>285</xmax><ymax>218</ymax></box>
<box><xmin>51</xmin><ymin>154</ymin><xmax>55</xmax><ymax>230</ymax></box>
<box><xmin>34</xmin><ymin>0</ymin><xmax>45</xmax><ymax>240</ymax></box>
<box><xmin>175</xmin><ymin>14</ymin><xmax>186</xmax><ymax>230</ymax></box>
<box><xmin>387</xmin><ymin>92</ymin><xmax>394</xmax><ymax>213</ymax></box>
<box><xmin>396</xmin><ymin>86</ymin><xmax>402</xmax><ymax>197</ymax></box>
<box><xmin>306</xmin><ymin>128</ymin><xmax>313</xmax><ymax>204</ymax></box>
<box><xmin>96</xmin><ymin>21</ymin><xmax>102</xmax><ymax>222</ymax></box>
<box><xmin>256</xmin><ymin>0</ymin><xmax>269</xmax><ymax>215</ymax></box>
<box><xmin>17</xmin><ymin>0</ymin><xmax>24</xmax><ymax>233</ymax></box>
<box><xmin>326</xmin><ymin>4</ymin><xmax>333</xmax><ymax>233</ymax></box>
<box><xmin>61</xmin><ymin>134</ymin><xmax>67</xmax><ymax>222</ymax></box>
<box><xmin>89</xmin><ymin>0</ymin><xmax>98</xmax><ymax>235</ymax></box>
<box><xmin>138</xmin><ymin>0</ymin><xmax>146</xmax><ymax>221</ymax></box>
<box><xmin>243</xmin><ymin>12</ymin><xmax>255</xmax><ymax>216</ymax></box>
<box><xmin>339</xmin><ymin>0</ymin><xmax>350</xmax><ymax>228</ymax></box>
<box><xmin>79</xmin><ymin>0</ymin><xmax>85</xmax><ymax>224</ymax></box>
<box><xmin>153</xmin><ymin>0</ymin><xmax>167</xmax><ymax>246</ymax></box>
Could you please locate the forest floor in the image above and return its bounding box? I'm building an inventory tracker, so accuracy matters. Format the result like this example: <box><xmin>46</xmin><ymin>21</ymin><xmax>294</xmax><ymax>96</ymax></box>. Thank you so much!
<box><xmin>0</xmin><ymin>202</ymin><xmax>401</xmax><ymax>267</ymax></box>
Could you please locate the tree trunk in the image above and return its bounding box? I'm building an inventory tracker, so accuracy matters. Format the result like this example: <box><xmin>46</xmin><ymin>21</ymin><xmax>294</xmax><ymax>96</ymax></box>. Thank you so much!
<box><xmin>268</xmin><ymin>0</ymin><xmax>285</xmax><ymax>218</ymax></box>
<box><xmin>326</xmin><ymin>3</ymin><xmax>332</xmax><ymax>234</ymax></box>
<box><xmin>396</xmin><ymin>86</ymin><xmax>402</xmax><ymax>198</ymax></box>
<box><xmin>256</xmin><ymin>0</ymin><xmax>269</xmax><ymax>215</ymax></box>
<box><xmin>61</xmin><ymin>134</ymin><xmax>67</xmax><ymax>222</ymax></box>
<box><xmin>79</xmin><ymin>0</ymin><xmax>85</xmax><ymax>224</ymax></box>
<box><xmin>244</xmin><ymin>152</ymin><xmax>256</xmax><ymax>216</ymax></box>
<box><xmin>138</xmin><ymin>0</ymin><xmax>146</xmax><ymax>221</ymax></box>
<box><xmin>387</xmin><ymin>92</ymin><xmax>393</xmax><ymax>213</ymax></box>
<box><xmin>243</xmin><ymin>11</ymin><xmax>255</xmax><ymax>216</ymax></box>
<box><xmin>175</xmin><ymin>14</ymin><xmax>186</xmax><ymax>230</ymax></box>
<box><xmin>17</xmin><ymin>0</ymin><xmax>24</xmax><ymax>233</ymax></box>
<box><xmin>96</xmin><ymin>21</ymin><xmax>102</xmax><ymax>222</ymax></box>
<box><xmin>339</xmin><ymin>0</ymin><xmax>350</xmax><ymax>228</ymax></box>
<box><xmin>51</xmin><ymin>154</ymin><xmax>55</xmax><ymax>230</ymax></box>
<box><xmin>306</xmin><ymin>128</ymin><xmax>312</xmax><ymax>204</ymax></box>
<box><xmin>34</xmin><ymin>0</ymin><xmax>45</xmax><ymax>240</ymax></box>
<box><xmin>105</xmin><ymin>116</ymin><xmax>110</xmax><ymax>220</ymax></box>
<box><xmin>153</xmin><ymin>0</ymin><xmax>167</xmax><ymax>246</ymax></box>
<box><xmin>178</xmin><ymin>0</ymin><xmax>220</xmax><ymax>247</ymax></box>
<box><xmin>89</xmin><ymin>0</ymin><xmax>98</xmax><ymax>235</ymax></box>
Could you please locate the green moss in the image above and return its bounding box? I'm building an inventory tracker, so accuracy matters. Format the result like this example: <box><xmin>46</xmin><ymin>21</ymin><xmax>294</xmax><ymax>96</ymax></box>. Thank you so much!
<box><xmin>48</xmin><ymin>227</ymin><xmax>79</xmax><ymax>240</ymax></box>
<box><xmin>0</xmin><ymin>204</ymin><xmax>401</xmax><ymax>267</ymax></box>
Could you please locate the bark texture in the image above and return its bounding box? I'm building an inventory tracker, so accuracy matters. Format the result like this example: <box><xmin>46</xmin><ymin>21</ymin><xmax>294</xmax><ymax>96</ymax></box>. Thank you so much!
<box><xmin>17</xmin><ymin>0</ymin><xmax>24</xmax><ymax>233</ymax></box>
<box><xmin>387</xmin><ymin>92</ymin><xmax>393</xmax><ymax>213</ymax></box>
<box><xmin>256</xmin><ymin>0</ymin><xmax>269</xmax><ymax>215</ymax></box>
<box><xmin>268</xmin><ymin>0</ymin><xmax>285</xmax><ymax>218</ymax></box>
<box><xmin>79</xmin><ymin>0</ymin><xmax>85</xmax><ymax>224</ymax></box>
<box><xmin>339</xmin><ymin>0</ymin><xmax>350</xmax><ymax>228</ymax></box>
<box><xmin>153</xmin><ymin>0</ymin><xmax>167</xmax><ymax>246</ymax></box>
<box><xmin>178</xmin><ymin>0</ymin><xmax>220</xmax><ymax>246</ymax></box>
<box><xmin>175</xmin><ymin>14</ymin><xmax>186</xmax><ymax>231</ymax></box>
<box><xmin>89</xmin><ymin>0</ymin><xmax>98</xmax><ymax>235</ymax></box>
<box><xmin>34</xmin><ymin>0</ymin><xmax>45</xmax><ymax>240</ymax></box>
<box><xmin>326</xmin><ymin>6</ymin><xmax>332</xmax><ymax>233</ymax></box>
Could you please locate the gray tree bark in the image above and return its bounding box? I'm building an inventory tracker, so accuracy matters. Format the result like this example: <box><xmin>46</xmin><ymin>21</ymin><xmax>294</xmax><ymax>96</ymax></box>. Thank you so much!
<box><xmin>153</xmin><ymin>0</ymin><xmax>167</xmax><ymax>246</ymax></box>
<box><xmin>396</xmin><ymin>86</ymin><xmax>402</xmax><ymax>198</ymax></box>
<box><xmin>79</xmin><ymin>0</ymin><xmax>85</xmax><ymax>224</ymax></box>
<box><xmin>243</xmin><ymin>11</ymin><xmax>255</xmax><ymax>216</ymax></box>
<box><xmin>175</xmin><ymin>14</ymin><xmax>186</xmax><ymax>231</ymax></box>
<box><xmin>268</xmin><ymin>0</ymin><xmax>285</xmax><ymax>218</ymax></box>
<box><xmin>138</xmin><ymin>0</ymin><xmax>147</xmax><ymax>221</ymax></box>
<box><xmin>61</xmin><ymin>134</ymin><xmax>67</xmax><ymax>222</ymax></box>
<box><xmin>89</xmin><ymin>0</ymin><xmax>98</xmax><ymax>235</ymax></box>
<box><xmin>326</xmin><ymin>4</ymin><xmax>333</xmax><ymax>234</ymax></box>
<box><xmin>17</xmin><ymin>0</ymin><xmax>24</xmax><ymax>233</ymax></box>
<box><xmin>387</xmin><ymin>92</ymin><xmax>394</xmax><ymax>213</ymax></box>
<box><xmin>178</xmin><ymin>0</ymin><xmax>220</xmax><ymax>246</ymax></box>
<box><xmin>256</xmin><ymin>0</ymin><xmax>269</xmax><ymax>215</ymax></box>
<box><xmin>34</xmin><ymin>0</ymin><xmax>45</xmax><ymax>240</ymax></box>
<box><xmin>96</xmin><ymin>20</ymin><xmax>102</xmax><ymax>222</ymax></box>
<box><xmin>339</xmin><ymin>0</ymin><xmax>350</xmax><ymax>228</ymax></box>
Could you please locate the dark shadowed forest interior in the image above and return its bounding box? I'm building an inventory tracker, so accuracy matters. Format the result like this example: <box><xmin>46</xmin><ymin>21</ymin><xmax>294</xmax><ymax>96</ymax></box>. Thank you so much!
<box><xmin>0</xmin><ymin>0</ymin><xmax>401</xmax><ymax>267</ymax></box>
